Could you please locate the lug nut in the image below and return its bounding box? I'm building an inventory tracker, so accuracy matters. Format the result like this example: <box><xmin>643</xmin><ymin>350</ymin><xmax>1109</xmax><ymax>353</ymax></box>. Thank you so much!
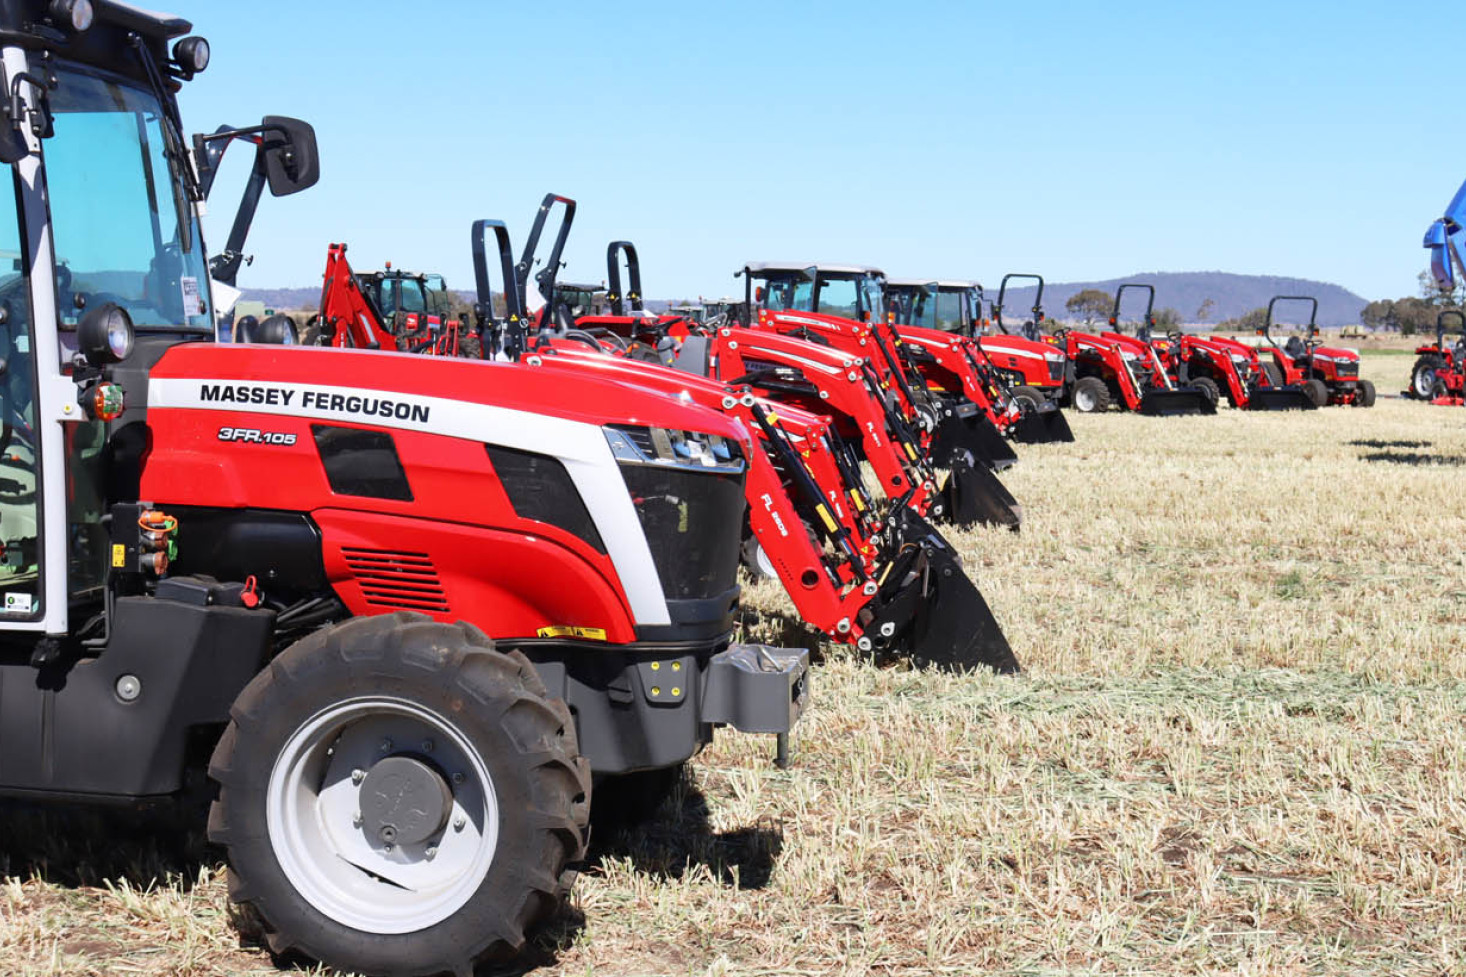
<box><xmin>425</xmin><ymin>846</ymin><xmax>438</xmax><ymax>859</ymax></box>
<box><xmin>454</xmin><ymin>815</ymin><xmax>466</xmax><ymax>831</ymax></box>
<box><xmin>352</xmin><ymin>811</ymin><xmax>363</xmax><ymax>827</ymax></box>
<box><xmin>380</xmin><ymin>738</ymin><xmax>393</xmax><ymax>753</ymax></box>
<box><xmin>879</xmin><ymin>622</ymin><xmax>896</xmax><ymax>637</ymax></box>
<box><xmin>452</xmin><ymin>772</ymin><xmax>465</xmax><ymax>785</ymax></box>
<box><xmin>351</xmin><ymin>768</ymin><xmax>366</xmax><ymax>784</ymax></box>
<box><xmin>420</xmin><ymin>739</ymin><xmax>434</xmax><ymax>753</ymax></box>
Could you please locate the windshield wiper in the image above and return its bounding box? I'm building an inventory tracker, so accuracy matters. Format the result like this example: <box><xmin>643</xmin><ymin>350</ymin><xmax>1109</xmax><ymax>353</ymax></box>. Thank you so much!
<box><xmin>128</xmin><ymin>33</ymin><xmax>197</xmax><ymax>254</ymax></box>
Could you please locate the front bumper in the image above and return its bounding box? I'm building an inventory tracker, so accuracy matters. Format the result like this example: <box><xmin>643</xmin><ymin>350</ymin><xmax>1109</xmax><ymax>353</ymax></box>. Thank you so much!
<box><xmin>519</xmin><ymin>638</ymin><xmax>810</xmax><ymax>775</ymax></box>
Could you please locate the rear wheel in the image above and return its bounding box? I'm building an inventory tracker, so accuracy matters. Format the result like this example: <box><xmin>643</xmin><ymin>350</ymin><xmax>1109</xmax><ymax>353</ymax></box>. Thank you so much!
<box><xmin>1354</xmin><ymin>378</ymin><xmax>1376</xmax><ymax>408</ymax></box>
<box><xmin>209</xmin><ymin>613</ymin><xmax>590</xmax><ymax>977</ymax></box>
<box><xmin>1304</xmin><ymin>378</ymin><xmax>1330</xmax><ymax>407</ymax></box>
<box><xmin>1190</xmin><ymin>376</ymin><xmax>1221</xmax><ymax>408</ymax></box>
<box><xmin>1071</xmin><ymin>376</ymin><xmax>1111</xmax><ymax>413</ymax></box>
<box><xmin>1411</xmin><ymin>355</ymin><xmax>1444</xmax><ymax>399</ymax></box>
<box><xmin>740</xmin><ymin>533</ymin><xmax>777</xmax><ymax>579</ymax></box>
<box><xmin>1009</xmin><ymin>385</ymin><xmax>1045</xmax><ymax>411</ymax></box>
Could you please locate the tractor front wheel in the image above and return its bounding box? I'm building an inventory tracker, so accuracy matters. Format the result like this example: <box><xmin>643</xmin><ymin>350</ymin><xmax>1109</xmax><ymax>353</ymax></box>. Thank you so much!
<box><xmin>1410</xmin><ymin>356</ymin><xmax>1443</xmax><ymax>399</ymax></box>
<box><xmin>1071</xmin><ymin>376</ymin><xmax>1111</xmax><ymax>413</ymax></box>
<box><xmin>1304</xmin><ymin>378</ymin><xmax>1330</xmax><ymax>407</ymax></box>
<box><xmin>1190</xmin><ymin>376</ymin><xmax>1221</xmax><ymax>408</ymax></box>
<box><xmin>208</xmin><ymin>613</ymin><xmax>590</xmax><ymax>977</ymax></box>
<box><xmin>1354</xmin><ymin>378</ymin><xmax>1376</xmax><ymax>408</ymax></box>
<box><xmin>1009</xmin><ymin>385</ymin><xmax>1045</xmax><ymax>411</ymax></box>
<box><xmin>1261</xmin><ymin>361</ymin><xmax>1285</xmax><ymax>388</ymax></box>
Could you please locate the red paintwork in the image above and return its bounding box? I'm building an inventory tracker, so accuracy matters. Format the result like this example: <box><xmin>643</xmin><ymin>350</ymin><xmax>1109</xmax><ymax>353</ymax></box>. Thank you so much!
<box><xmin>316</xmin><ymin>244</ymin><xmax>466</xmax><ymax>355</ymax></box>
<box><xmin>975</xmin><ymin>334</ymin><xmax>1066</xmax><ymax>396</ymax></box>
<box><xmin>1044</xmin><ymin>329</ymin><xmax>1154</xmax><ymax>411</ymax></box>
<box><xmin>1208</xmin><ymin>334</ymin><xmax>1366</xmax><ymax>406</ymax></box>
<box><xmin>140</xmin><ymin>343</ymin><xmax>750</xmax><ymax>644</ymax></box>
<box><xmin>1102</xmin><ymin>329</ymin><xmax>1255</xmax><ymax>406</ymax></box>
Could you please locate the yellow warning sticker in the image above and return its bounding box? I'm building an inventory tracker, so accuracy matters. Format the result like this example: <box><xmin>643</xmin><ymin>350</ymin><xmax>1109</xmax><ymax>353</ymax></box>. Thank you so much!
<box><xmin>111</xmin><ymin>544</ymin><xmax>126</xmax><ymax>568</ymax></box>
<box><xmin>815</xmin><ymin>504</ymin><xmax>838</xmax><ymax>533</ymax></box>
<box><xmin>536</xmin><ymin>625</ymin><xmax>608</xmax><ymax>641</ymax></box>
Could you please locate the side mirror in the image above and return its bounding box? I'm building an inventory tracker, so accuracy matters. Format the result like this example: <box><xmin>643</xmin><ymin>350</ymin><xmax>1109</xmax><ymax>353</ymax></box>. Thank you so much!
<box><xmin>261</xmin><ymin>115</ymin><xmax>319</xmax><ymax>197</ymax></box>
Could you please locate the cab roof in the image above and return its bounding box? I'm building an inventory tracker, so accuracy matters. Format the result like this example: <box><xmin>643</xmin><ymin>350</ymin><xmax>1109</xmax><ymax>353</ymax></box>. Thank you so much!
<box><xmin>742</xmin><ymin>261</ymin><xmax>885</xmax><ymax>277</ymax></box>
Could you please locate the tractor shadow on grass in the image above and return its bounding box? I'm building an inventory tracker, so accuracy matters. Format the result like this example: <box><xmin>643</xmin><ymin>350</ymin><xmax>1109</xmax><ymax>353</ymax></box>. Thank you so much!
<box><xmin>0</xmin><ymin>802</ymin><xmax>212</xmax><ymax>892</ymax></box>
<box><xmin>1347</xmin><ymin>438</ymin><xmax>1434</xmax><ymax>449</ymax></box>
<box><xmin>1358</xmin><ymin>450</ymin><xmax>1466</xmax><ymax>467</ymax></box>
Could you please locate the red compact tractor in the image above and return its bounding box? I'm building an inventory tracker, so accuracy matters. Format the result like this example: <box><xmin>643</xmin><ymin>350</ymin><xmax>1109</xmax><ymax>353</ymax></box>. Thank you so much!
<box><xmin>884</xmin><ymin>278</ymin><xmax>1074</xmax><ymax>443</ymax></box>
<box><xmin>307</xmin><ymin>243</ymin><xmax>473</xmax><ymax>355</ymax></box>
<box><xmin>1100</xmin><ymin>284</ymin><xmax>1315</xmax><ymax>410</ymax></box>
<box><xmin>1248</xmin><ymin>296</ymin><xmax>1375</xmax><ymax>407</ymax></box>
<box><xmin>0</xmin><ymin>9</ymin><xmax>811</xmax><ymax>977</ymax></box>
<box><xmin>1407</xmin><ymin>310</ymin><xmax>1466</xmax><ymax>404</ymax></box>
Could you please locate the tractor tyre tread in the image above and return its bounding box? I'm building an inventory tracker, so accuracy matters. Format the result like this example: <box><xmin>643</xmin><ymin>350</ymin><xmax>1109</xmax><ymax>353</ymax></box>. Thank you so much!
<box><xmin>1304</xmin><ymin>378</ymin><xmax>1330</xmax><ymax>407</ymax></box>
<box><xmin>1190</xmin><ymin>376</ymin><xmax>1221</xmax><ymax>408</ymax></box>
<box><xmin>1071</xmin><ymin>376</ymin><xmax>1111</xmax><ymax>413</ymax></box>
<box><xmin>1009</xmin><ymin>385</ymin><xmax>1045</xmax><ymax>410</ymax></box>
<box><xmin>1410</xmin><ymin>355</ymin><xmax>1444</xmax><ymax>400</ymax></box>
<box><xmin>1355</xmin><ymin>377</ymin><xmax>1376</xmax><ymax>407</ymax></box>
<box><xmin>208</xmin><ymin>612</ymin><xmax>590</xmax><ymax>977</ymax></box>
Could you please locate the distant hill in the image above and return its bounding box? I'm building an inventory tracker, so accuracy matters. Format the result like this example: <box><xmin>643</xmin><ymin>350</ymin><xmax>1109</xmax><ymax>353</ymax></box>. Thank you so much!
<box><xmin>993</xmin><ymin>272</ymin><xmax>1369</xmax><ymax>328</ymax></box>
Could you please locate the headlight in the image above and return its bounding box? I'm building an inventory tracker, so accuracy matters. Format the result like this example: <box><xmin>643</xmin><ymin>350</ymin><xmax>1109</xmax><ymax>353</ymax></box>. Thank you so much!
<box><xmin>1121</xmin><ymin>351</ymin><xmax>1138</xmax><ymax>361</ymax></box>
<box><xmin>1230</xmin><ymin>353</ymin><xmax>1248</xmax><ymax>363</ymax></box>
<box><xmin>604</xmin><ymin>425</ymin><xmax>746</xmax><ymax>473</ymax></box>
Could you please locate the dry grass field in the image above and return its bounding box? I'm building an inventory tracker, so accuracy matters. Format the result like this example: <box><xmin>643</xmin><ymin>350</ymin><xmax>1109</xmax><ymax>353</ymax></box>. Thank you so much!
<box><xmin>3</xmin><ymin>351</ymin><xmax>1465</xmax><ymax>976</ymax></box>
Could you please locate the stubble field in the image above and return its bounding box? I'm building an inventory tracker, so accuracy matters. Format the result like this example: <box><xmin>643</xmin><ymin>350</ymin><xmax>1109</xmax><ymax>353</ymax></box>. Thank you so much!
<box><xmin>2</xmin><ymin>351</ymin><xmax>1464</xmax><ymax>976</ymax></box>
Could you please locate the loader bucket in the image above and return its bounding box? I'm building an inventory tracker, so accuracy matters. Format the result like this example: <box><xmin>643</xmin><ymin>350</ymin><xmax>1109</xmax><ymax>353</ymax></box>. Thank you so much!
<box><xmin>1138</xmin><ymin>387</ymin><xmax>1216</xmax><ymax>416</ymax></box>
<box><xmin>937</xmin><ymin>454</ymin><xmax>1022</xmax><ymax>531</ymax></box>
<box><xmin>1245</xmin><ymin>385</ymin><xmax>1318</xmax><ymax>411</ymax></box>
<box><xmin>929</xmin><ymin>411</ymin><xmax>1019</xmax><ymax>472</ymax></box>
<box><xmin>1010</xmin><ymin>402</ymin><xmax>1075</xmax><ymax>443</ymax></box>
<box><xmin>870</xmin><ymin>509</ymin><xmax>1019</xmax><ymax>674</ymax></box>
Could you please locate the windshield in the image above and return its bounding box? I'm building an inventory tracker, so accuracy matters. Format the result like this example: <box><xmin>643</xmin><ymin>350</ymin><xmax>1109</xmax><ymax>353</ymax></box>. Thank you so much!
<box><xmin>46</xmin><ymin>65</ymin><xmax>213</xmax><ymax>336</ymax></box>
<box><xmin>760</xmin><ymin>276</ymin><xmax>810</xmax><ymax>312</ymax></box>
<box><xmin>815</xmin><ymin>275</ymin><xmax>858</xmax><ymax>318</ymax></box>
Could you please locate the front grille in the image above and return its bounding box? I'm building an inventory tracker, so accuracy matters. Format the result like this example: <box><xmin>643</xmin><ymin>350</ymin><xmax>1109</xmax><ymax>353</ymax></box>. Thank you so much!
<box><xmin>341</xmin><ymin>547</ymin><xmax>450</xmax><ymax>612</ymax></box>
<box><xmin>1047</xmin><ymin>359</ymin><xmax>1064</xmax><ymax>382</ymax></box>
<box><xmin>618</xmin><ymin>465</ymin><xmax>745</xmax><ymax>600</ymax></box>
<box><xmin>1334</xmin><ymin>360</ymin><xmax>1358</xmax><ymax>378</ymax></box>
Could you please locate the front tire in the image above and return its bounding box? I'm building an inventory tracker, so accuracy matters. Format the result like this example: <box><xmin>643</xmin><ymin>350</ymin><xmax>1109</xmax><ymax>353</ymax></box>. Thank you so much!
<box><xmin>1304</xmin><ymin>378</ymin><xmax>1330</xmax><ymax>407</ymax></box>
<box><xmin>1354</xmin><ymin>378</ymin><xmax>1376</xmax><ymax>407</ymax></box>
<box><xmin>1009</xmin><ymin>385</ymin><xmax>1045</xmax><ymax>411</ymax></box>
<box><xmin>1071</xmin><ymin>376</ymin><xmax>1111</xmax><ymax>413</ymax></box>
<box><xmin>1190</xmin><ymin>376</ymin><xmax>1221</xmax><ymax>408</ymax></box>
<box><xmin>209</xmin><ymin>613</ymin><xmax>590</xmax><ymax>977</ymax></box>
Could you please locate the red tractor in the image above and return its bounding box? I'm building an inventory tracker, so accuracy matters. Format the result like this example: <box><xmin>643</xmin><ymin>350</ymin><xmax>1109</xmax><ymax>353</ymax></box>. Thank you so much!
<box><xmin>884</xmin><ymin>277</ymin><xmax>1074</xmax><ymax>442</ymax></box>
<box><xmin>0</xmin><ymin>8</ymin><xmax>810</xmax><ymax>977</ymax></box>
<box><xmin>1407</xmin><ymin>309</ymin><xmax>1466</xmax><ymax>404</ymax></box>
<box><xmin>1100</xmin><ymin>283</ymin><xmax>1315</xmax><ymax>410</ymax></box>
<box><xmin>1249</xmin><ymin>296</ymin><xmax>1375</xmax><ymax>407</ymax></box>
<box><xmin>987</xmin><ymin>274</ymin><xmax>1214</xmax><ymax>416</ymax></box>
<box><xmin>307</xmin><ymin>243</ymin><xmax>473</xmax><ymax>355</ymax></box>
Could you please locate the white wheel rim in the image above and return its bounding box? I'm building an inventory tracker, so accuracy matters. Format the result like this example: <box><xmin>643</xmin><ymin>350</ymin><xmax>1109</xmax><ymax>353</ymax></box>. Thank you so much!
<box><xmin>1414</xmin><ymin>369</ymin><xmax>1435</xmax><ymax>397</ymax></box>
<box><xmin>1075</xmin><ymin>386</ymin><xmax>1097</xmax><ymax>411</ymax></box>
<box><xmin>266</xmin><ymin>696</ymin><xmax>500</xmax><ymax>934</ymax></box>
<box><xmin>754</xmin><ymin>542</ymin><xmax>777</xmax><ymax>579</ymax></box>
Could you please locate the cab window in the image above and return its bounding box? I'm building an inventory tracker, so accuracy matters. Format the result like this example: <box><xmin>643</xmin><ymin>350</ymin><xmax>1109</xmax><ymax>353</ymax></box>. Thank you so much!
<box><xmin>0</xmin><ymin>173</ymin><xmax>41</xmax><ymax>619</ymax></box>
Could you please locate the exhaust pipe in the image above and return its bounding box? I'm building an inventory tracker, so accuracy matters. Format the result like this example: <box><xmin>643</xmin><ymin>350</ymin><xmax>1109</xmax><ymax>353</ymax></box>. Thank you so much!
<box><xmin>1139</xmin><ymin>386</ymin><xmax>1216</xmax><ymax>416</ymax></box>
<box><xmin>937</xmin><ymin>454</ymin><xmax>1022</xmax><ymax>531</ymax></box>
<box><xmin>868</xmin><ymin>509</ymin><xmax>1019</xmax><ymax>674</ymax></box>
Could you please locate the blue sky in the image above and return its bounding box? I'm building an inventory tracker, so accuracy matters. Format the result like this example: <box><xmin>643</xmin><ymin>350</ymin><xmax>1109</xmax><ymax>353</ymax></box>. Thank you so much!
<box><xmin>180</xmin><ymin>0</ymin><xmax>1451</xmax><ymax>304</ymax></box>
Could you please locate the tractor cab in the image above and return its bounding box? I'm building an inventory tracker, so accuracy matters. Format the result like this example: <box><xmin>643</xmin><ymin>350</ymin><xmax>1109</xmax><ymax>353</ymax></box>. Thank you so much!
<box><xmin>355</xmin><ymin>266</ymin><xmax>453</xmax><ymax>321</ymax></box>
<box><xmin>886</xmin><ymin>279</ymin><xmax>978</xmax><ymax>334</ymax></box>
<box><xmin>743</xmin><ymin>262</ymin><xmax>888</xmax><ymax>323</ymax></box>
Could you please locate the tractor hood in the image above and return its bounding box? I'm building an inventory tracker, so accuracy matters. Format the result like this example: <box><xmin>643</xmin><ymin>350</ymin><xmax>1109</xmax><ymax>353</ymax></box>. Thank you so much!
<box><xmin>145</xmin><ymin>344</ymin><xmax>752</xmax><ymax>450</ymax></box>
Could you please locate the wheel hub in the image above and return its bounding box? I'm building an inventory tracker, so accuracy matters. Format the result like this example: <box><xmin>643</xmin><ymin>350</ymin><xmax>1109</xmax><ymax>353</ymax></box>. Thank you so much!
<box><xmin>359</xmin><ymin>755</ymin><xmax>453</xmax><ymax>847</ymax></box>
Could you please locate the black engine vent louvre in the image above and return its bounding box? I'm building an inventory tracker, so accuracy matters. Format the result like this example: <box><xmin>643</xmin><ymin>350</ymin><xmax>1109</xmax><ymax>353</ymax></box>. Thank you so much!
<box><xmin>485</xmin><ymin>445</ymin><xmax>606</xmax><ymax>554</ymax></box>
<box><xmin>312</xmin><ymin>426</ymin><xmax>414</xmax><ymax>502</ymax></box>
<box><xmin>341</xmin><ymin>547</ymin><xmax>450</xmax><ymax>612</ymax></box>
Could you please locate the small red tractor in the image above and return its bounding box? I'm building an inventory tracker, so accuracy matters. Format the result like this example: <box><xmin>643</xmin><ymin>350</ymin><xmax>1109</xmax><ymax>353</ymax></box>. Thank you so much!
<box><xmin>0</xmin><ymin>9</ymin><xmax>811</xmax><ymax>977</ymax></box>
<box><xmin>1100</xmin><ymin>283</ymin><xmax>1315</xmax><ymax>410</ymax></box>
<box><xmin>306</xmin><ymin>243</ymin><xmax>474</xmax><ymax>355</ymax></box>
<box><xmin>1407</xmin><ymin>309</ymin><xmax>1466</xmax><ymax>404</ymax></box>
<box><xmin>977</xmin><ymin>276</ymin><xmax>1071</xmax><ymax>407</ymax></box>
<box><xmin>884</xmin><ymin>277</ymin><xmax>1074</xmax><ymax>442</ymax></box>
<box><xmin>1248</xmin><ymin>296</ymin><xmax>1375</xmax><ymax>407</ymax></box>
